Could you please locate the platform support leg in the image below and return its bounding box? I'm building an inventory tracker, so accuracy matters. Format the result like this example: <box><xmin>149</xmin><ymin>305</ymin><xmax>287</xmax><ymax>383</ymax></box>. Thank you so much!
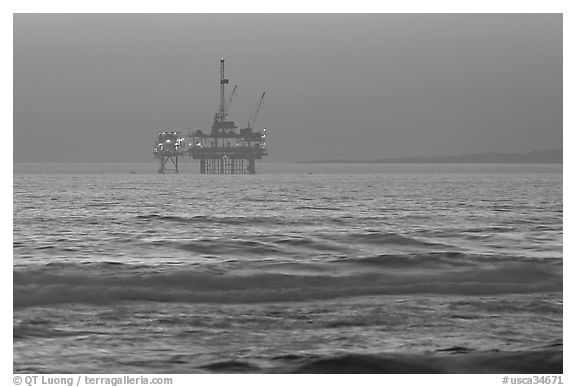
<box><xmin>247</xmin><ymin>158</ymin><xmax>255</xmax><ymax>174</ymax></box>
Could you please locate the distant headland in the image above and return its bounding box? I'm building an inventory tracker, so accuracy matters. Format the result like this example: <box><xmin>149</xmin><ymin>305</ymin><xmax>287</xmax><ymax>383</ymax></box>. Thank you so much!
<box><xmin>302</xmin><ymin>149</ymin><xmax>562</xmax><ymax>164</ymax></box>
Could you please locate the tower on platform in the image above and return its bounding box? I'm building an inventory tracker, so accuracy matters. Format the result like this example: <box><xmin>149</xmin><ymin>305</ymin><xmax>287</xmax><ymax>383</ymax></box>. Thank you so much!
<box><xmin>187</xmin><ymin>59</ymin><xmax>268</xmax><ymax>174</ymax></box>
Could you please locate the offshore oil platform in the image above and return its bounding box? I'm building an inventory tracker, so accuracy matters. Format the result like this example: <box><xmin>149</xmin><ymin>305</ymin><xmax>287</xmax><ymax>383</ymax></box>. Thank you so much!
<box><xmin>153</xmin><ymin>59</ymin><xmax>268</xmax><ymax>174</ymax></box>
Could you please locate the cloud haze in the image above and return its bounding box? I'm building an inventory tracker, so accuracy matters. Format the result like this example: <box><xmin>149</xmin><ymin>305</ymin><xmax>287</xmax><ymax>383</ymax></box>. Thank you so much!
<box><xmin>14</xmin><ymin>14</ymin><xmax>562</xmax><ymax>162</ymax></box>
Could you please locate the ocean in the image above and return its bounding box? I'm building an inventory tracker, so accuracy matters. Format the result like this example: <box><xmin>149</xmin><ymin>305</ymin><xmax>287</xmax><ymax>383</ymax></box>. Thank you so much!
<box><xmin>13</xmin><ymin>162</ymin><xmax>563</xmax><ymax>373</ymax></box>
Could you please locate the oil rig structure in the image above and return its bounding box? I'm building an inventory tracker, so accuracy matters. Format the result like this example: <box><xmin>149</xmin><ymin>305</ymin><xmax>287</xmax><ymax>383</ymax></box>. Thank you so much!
<box><xmin>153</xmin><ymin>59</ymin><xmax>268</xmax><ymax>174</ymax></box>
<box><xmin>153</xmin><ymin>131</ymin><xmax>186</xmax><ymax>173</ymax></box>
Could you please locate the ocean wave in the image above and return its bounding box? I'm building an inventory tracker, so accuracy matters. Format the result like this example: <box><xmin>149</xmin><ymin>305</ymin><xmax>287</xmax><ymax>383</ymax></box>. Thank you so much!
<box><xmin>147</xmin><ymin>238</ymin><xmax>282</xmax><ymax>256</ymax></box>
<box><xmin>200</xmin><ymin>360</ymin><xmax>261</xmax><ymax>372</ymax></box>
<box><xmin>14</xmin><ymin>257</ymin><xmax>561</xmax><ymax>307</ymax></box>
<box><xmin>142</xmin><ymin>234</ymin><xmax>355</xmax><ymax>255</ymax></box>
<box><xmin>136</xmin><ymin>214</ymin><xmax>266</xmax><ymax>225</ymax></box>
<box><xmin>332</xmin><ymin>253</ymin><xmax>561</xmax><ymax>268</ymax></box>
<box><xmin>340</xmin><ymin>231</ymin><xmax>450</xmax><ymax>248</ymax></box>
<box><xmin>136</xmin><ymin>214</ymin><xmax>312</xmax><ymax>226</ymax></box>
<box><xmin>188</xmin><ymin>345</ymin><xmax>563</xmax><ymax>373</ymax></box>
<box><xmin>293</xmin><ymin>206</ymin><xmax>342</xmax><ymax>211</ymax></box>
<box><xmin>13</xmin><ymin>324</ymin><xmax>102</xmax><ymax>340</ymax></box>
<box><xmin>282</xmin><ymin>348</ymin><xmax>563</xmax><ymax>374</ymax></box>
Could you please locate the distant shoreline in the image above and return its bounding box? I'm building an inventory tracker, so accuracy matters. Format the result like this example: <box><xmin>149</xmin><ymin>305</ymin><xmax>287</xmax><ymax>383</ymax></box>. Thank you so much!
<box><xmin>301</xmin><ymin>150</ymin><xmax>562</xmax><ymax>164</ymax></box>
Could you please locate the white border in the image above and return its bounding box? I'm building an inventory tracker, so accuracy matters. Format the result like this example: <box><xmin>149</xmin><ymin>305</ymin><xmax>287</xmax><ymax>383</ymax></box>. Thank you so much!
<box><xmin>4</xmin><ymin>2</ymin><xmax>571</xmax><ymax>386</ymax></box>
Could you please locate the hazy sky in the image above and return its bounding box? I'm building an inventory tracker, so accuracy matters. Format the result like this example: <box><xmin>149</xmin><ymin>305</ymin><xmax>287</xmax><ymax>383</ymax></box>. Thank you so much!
<box><xmin>14</xmin><ymin>13</ymin><xmax>562</xmax><ymax>162</ymax></box>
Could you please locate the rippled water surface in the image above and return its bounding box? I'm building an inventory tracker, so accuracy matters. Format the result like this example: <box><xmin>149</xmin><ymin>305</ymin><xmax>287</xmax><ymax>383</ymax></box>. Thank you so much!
<box><xmin>13</xmin><ymin>163</ymin><xmax>562</xmax><ymax>373</ymax></box>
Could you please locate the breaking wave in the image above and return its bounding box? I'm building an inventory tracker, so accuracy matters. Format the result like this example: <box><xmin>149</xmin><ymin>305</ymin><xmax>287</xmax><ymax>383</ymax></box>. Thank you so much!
<box><xmin>14</xmin><ymin>256</ymin><xmax>561</xmax><ymax>308</ymax></box>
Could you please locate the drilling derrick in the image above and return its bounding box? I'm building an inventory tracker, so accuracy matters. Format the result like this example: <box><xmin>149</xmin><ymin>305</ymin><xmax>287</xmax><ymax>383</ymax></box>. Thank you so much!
<box><xmin>187</xmin><ymin>59</ymin><xmax>268</xmax><ymax>174</ymax></box>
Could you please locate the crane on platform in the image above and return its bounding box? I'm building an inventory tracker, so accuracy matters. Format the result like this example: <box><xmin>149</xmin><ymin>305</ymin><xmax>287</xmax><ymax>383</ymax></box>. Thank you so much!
<box><xmin>247</xmin><ymin>92</ymin><xmax>266</xmax><ymax>129</ymax></box>
<box><xmin>225</xmin><ymin>85</ymin><xmax>238</xmax><ymax>118</ymax></box>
